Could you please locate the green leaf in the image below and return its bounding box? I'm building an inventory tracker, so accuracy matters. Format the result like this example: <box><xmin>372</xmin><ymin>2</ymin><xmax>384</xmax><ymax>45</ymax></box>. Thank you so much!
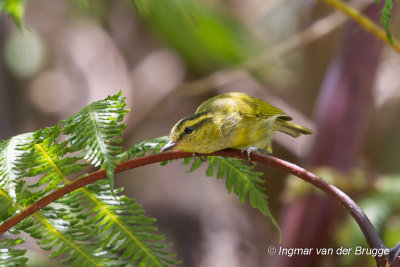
<box><xmin>0</xmin><ymin>96</ymin><xmax>179</xmax><ymax>266</ymax></box>
<box><xmin>4</xmin><ymin>129</ymin><xmax>177</xmax><ymax>265</ymax></box>
<box><xmin>25</xmin><ymin>126</ymin><xmax>87</xmax><ymax>203</ymax></box>
<box><xmin>131</xmin><ymin>0</ymin><xmax>254</xmax><ymax>72</ymax></box>
<box><xmin>187</xmin><ymin>157</ymin><xmax>203</xmax><ymax>173</ymax></box>
<box><xmin>56</xmin><ymin>180</ymin><xmax>180</xmax><ymax>266</ymax></box>
<box><xmin>182</xmin><ymin>157</ymin><xmax>192</xmax><ymax>166</ymax></box>
<box><xmin>118</xmin><ymin>136</ymin><xmax>181</xmax><ymax>167</ymax></box>
<box><xmin>380</xmin><ymin>0</ymin><xmax>394</xmax><ymax>43</ymax></box>
<box><xmin>0</xmin><ymin>137</ymin><xmax>122</xmax><ymax>266</ymax></box>
<box><xmin>0</xmin><ymin>238</ymin><xmax>27</xmax><ymax>267</ymax></box>
<box><xmin>0</xmin><ymin>132</ymin><xmax>35</xmax><ymax>201</ymax></box>
<box><xmin>61</xmin><ymin>91</ymin><xmax>129</xmax><ymax>195</ymax></box>
<box><xmin>0</xmin><ymin>0</ymin><xmax>28</xmax><ymax>28</ymax></box>
<box><xmin>118</xmin><ymin>136</ymin><xmax>169</xmax><ymax>161</ymax></box>
<box><xmin>16</xmin><ymin>204</ymin><xmax>124</xmax><ymax>266</ymax></box>
<box><xmin>0</xmin><ymin>190</ymin><xmax>16</xmax><ymax>221</ymax></box>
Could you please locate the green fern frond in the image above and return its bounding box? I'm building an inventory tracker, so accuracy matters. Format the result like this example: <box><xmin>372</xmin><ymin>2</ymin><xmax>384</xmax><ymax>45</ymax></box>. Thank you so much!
<box><xmin>1</xmin><ymin>126</ymin><xmax>176</xmax><ymax>265</ymax></box>
<box><xmin>0</xmin><ymin>132</ymin><xmax>35</xmax><ymax>201</ymax></box>
<box><xmin>5</xmin><ymin>183</ymin><xmax>163</xmax><ymax>267</ymax></box>
<box><xmin>61</xmin><ymin>91</ymin><xmax>129</xmax><ymax>194</ymax></box>
<box><xmin>16</xmin><ymin>204</ymin><xmax>124</xmax><ymax>266</ymax></box>
<box><xmin>185</xmin><ymin>156</ymin><xmax>281</xmax><ymax>240</ymax></box>
<box><xmin>27</xmin><ymin>126</ymin><xmax>87</xmax><ymax>195</ymax></box>
<box><xmin>3</xmin><ymin>127</ymin><xmax>126</xmax><ymax>265</ymax></box>
<box><xmin>118</xmin><ymin>136</ymin><xmax>169</xmax><ymax>161</ymax></box>
<box><xmin>0</xmin><ymin>238</ymin><xmax>27</xmax><ymax>267</ymax></box>
<box><xmin>43</xmin><ymin>180</ymin><xmax>179</xmax><ymax>266</ymax></box>
<box><xmin>2</xmin><ymin>182</ymin><xmax>121</xmax><ymax>266</ymax></box>
<box><xmin>0</xmin><ymin>189</ymin><xmax>16</xmax><ymax>220</ymax></box>
<box><xmin>71</xmin><ymin>180</ymin><xmax>179</xmax><ymax>266</ymax></box>
<box><xmin>380</xmin><ymin>0</ymin><xmax>394</xmax><ymax>43</ymax></box>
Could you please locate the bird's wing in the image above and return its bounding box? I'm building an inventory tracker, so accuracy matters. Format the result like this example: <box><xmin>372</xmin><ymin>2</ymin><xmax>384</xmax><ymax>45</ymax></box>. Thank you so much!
<box><xmin>195</xmin><ymin>92</ymin><xmax>292</xmax><ymax>120</ymax></box>
<box><xmin>252</xmin><ymin>97</ymin><xmax>291</xmax><ymax>120</ymax></box>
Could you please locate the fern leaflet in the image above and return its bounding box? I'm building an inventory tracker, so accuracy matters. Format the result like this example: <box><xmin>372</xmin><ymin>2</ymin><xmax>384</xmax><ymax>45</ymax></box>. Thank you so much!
<box><xmin>16</xmin><ymin>204</ymin><xmax>124</xmax><ymax>266</ymax></box>
<box><xmin>77</xmin><ymin>180</ymin><xmax>179</xmax><ymax>266</ymax></box>
<box><xmin>0</xmin><ymin>132</ymin><xmax>35</xmax><ymax>201</ymax></box>
<box><xmin>0</xmin><ymin>130</ymin><xmax>123</xmax><ymax>265</ymax></box>
<box><xmin>0</xmin><ymin>238</ymin><xmax>27</xmax><ymax>267</ymax></box>
<box><xmin>9</xmin><ymin>130</ymin><xmax>178</xmax><ymax>266</ymax></box>
<box><xmin>380</xmin><ymin>0</ymin><xmax>394</xmax><ymax>43</ymax></box>
<box><xmin>118</xmin><ymin>136</ymin><xmax>168</xmax><ymax>161</ymax></box>
<box><xmin>0</xmin><ymin>189</ymin><xmax>16</xmax><ymax>221</ymax></box>
<box><xmin>61</xmin><ymin>91</ymin><xmax>129</xmax><ymax>194</ymax></box>
<box><xmin>27</xmin><ymin>126</ymin><xmax>87</xmax><ymax>194</ymax></box>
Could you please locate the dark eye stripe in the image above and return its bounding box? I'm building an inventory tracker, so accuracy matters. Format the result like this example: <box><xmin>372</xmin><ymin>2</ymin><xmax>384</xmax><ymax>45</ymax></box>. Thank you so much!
<box><xmin>177</xmin><ymin>117</ymin><xmax>213</xmax><ymax>141</ymax></box>
<box><xmin>175</xmin><ymin>111</ymin><xmax>210</xmax><ymax>132</ymax></box>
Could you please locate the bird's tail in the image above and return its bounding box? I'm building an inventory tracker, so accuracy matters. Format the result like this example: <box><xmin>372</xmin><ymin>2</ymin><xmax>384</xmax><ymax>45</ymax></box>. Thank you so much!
<box><xmin>278</xmin><ymin>120</ymin><xmax>313</xmax><ymax>137</ymax></box>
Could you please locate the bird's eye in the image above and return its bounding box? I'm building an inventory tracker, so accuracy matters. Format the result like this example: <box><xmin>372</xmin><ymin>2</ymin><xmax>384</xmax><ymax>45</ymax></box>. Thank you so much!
<box><xmin>184</xmin><ymin>126</ymin><xmax>194</xmax><ymax>134</ymax></box>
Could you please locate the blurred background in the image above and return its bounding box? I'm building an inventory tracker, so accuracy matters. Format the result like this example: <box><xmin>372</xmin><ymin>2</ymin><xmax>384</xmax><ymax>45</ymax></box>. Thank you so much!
<box><xmin>1</xmin><ymin>0</ymin><xmax>400</xmax><ymax>266</ymax></box>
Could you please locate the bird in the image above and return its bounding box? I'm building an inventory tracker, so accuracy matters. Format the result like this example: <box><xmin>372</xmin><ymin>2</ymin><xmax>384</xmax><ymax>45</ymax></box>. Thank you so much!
<box><xmin>161</xmin><ymin>92</ymin><xmax>312</xmax><ymax>156</ymax></box>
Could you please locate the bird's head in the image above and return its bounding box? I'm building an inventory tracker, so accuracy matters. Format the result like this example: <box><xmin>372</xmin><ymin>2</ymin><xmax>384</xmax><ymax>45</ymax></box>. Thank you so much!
<box><xmin>161</xmin><ymin>112</ymin><xmax>219</xmax><ymax>153</ymax></box>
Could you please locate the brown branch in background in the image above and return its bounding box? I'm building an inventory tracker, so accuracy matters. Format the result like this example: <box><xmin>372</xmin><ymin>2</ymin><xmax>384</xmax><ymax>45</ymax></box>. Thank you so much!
<box><xmin>0</xmin><ymin>149</ymin><xmax>386</xmax><ymax>265</ymax></box>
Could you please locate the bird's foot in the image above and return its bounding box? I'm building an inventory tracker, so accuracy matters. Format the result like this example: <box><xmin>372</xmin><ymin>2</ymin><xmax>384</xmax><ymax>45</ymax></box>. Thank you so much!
<box><xmin>241</xmin><ymin>147</ymin><xmax>270</xmax><ymax>164</ymax></box>
<box><xmin>192</xmin><ymin>152</ymin><xmax>207</xmax><ymax>162</ymax></box>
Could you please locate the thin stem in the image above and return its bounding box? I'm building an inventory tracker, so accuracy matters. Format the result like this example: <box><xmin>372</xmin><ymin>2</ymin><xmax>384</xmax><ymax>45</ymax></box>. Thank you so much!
<box><xmin>0</xmin><ymin>149</ymin><xmax>386</xmax><ymax>264</ymax></box>
<box><xmin>320</xmin><ymin>0</ymin><xmax>400</xmax><ymax>53</ymax></box>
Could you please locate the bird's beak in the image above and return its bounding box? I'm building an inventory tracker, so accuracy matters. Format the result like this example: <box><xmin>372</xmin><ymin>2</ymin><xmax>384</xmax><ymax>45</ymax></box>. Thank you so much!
<box><xmin>161</xmin><ymin>140</ymin><xmax>177</xmax><ymax>152</ymax></box>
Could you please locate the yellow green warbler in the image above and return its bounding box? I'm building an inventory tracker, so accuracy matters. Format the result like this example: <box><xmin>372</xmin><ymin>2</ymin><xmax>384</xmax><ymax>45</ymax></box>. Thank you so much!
<box><xmin>161</xmin><ymin>92</ymin><xmax>312</xmax><ymax>155</ymax></box>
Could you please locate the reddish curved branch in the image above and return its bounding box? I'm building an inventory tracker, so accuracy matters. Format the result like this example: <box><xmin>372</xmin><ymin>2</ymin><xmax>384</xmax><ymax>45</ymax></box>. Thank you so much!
<box><xmin>0</xmin><ymin>149</ymin><xmax>386</xmax><ymax>264</ymax></box>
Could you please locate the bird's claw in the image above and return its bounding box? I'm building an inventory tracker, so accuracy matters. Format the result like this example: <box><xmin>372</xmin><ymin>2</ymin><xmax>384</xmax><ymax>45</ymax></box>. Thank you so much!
<box><xmin>241</xmin><ymin>147</ymin><xmax>269</xmax><ymax>165</ymax></box>
<box><xmin>192</xmin><ymin>153</ymin><xmax>207</xmax><ymax>162</ymax></box>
